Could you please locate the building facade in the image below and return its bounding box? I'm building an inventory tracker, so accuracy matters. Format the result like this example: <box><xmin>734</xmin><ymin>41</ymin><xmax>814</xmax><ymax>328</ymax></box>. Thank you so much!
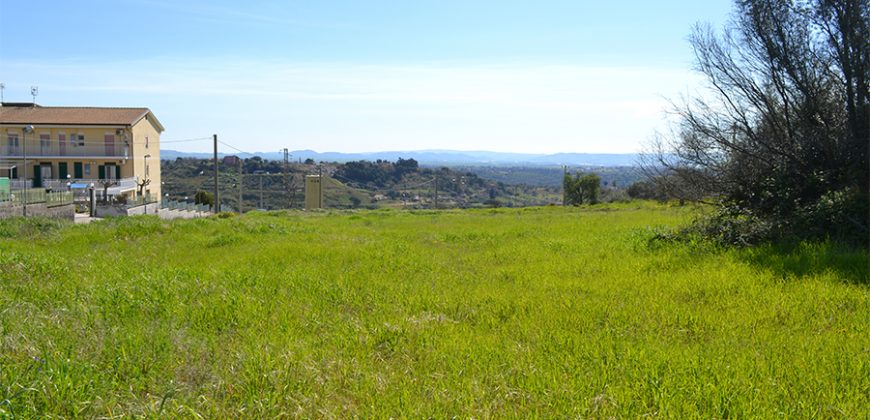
<box><xmin>0</xmin><ymin>103</ymin><xmax>164</xmax><ymax>199</ymax></box>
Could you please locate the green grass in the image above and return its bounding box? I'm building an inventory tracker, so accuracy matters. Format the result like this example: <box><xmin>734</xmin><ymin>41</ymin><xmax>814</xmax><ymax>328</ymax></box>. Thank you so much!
<box><xmin>1</xmin><ymin>203</ymin><xmax>867</xmax><ymax>417</ymax></box>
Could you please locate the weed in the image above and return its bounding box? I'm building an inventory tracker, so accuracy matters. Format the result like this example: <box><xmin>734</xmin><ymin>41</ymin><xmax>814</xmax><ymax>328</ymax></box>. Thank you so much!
<box><xmin>0</xmin><ymin>204</ymin><xmax>866</xmax><ymax>417</ymax></box>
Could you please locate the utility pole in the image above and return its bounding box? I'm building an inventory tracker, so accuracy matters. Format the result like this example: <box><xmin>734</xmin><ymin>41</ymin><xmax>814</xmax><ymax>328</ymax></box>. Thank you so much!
<box><xmin>283</xmin><ymin>148</ymin><xmax>290</xmax><ymax>209</ymax></box>
<box><xmin>22</xmin><ymin>125</ymin><xmax>33</xmax><ymax>216</ymax></box>
<box><xmin>562</xmin><ymin>165</ymin><xmax>567</xmax><ymax>206</ymax></box>
<box><xmin>290</xmin><ymin>174</ymin><xmax>297</xmax><ymax>209</ymax></box>
<box><xmin>458</xmin><ymin>176</ymin><xmax>465</xmax><ymax>208</ymax></box>
<box><xmin>259</xmin><ymin>174</ymin><xmax>264</xmax><ymax>209</ymax></box>
<box><xmin>213</xmin><ymin>134</ymin><xmax>220</xmax><ymax>212</ymax></box>
<box><xmin>433</xmin><ymin>173</ymin><xmax>438</xmax><ymax>209</ymax></box>
<box><xmin>238</xmin><ymin>158</ymin><xmax>243</xmax><ymax>213</ymax></box>
<box><xmin>318</xmin><ymin>164</ymin><xmax>323</xmax><ymax>208</ymax></box>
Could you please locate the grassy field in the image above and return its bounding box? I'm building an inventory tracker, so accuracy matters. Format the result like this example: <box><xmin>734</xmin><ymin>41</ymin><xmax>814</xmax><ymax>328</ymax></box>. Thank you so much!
<box><xmin>0</xmin><ymin>204</ymin><xmax>867</xmax><ymax>417</ymax></box>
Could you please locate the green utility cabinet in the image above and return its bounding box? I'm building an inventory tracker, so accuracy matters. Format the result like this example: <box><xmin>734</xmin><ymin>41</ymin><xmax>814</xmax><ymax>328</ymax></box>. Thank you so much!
<box><xmin>0</xmin><ymin>177</ymin><xmax>9</xmax><ymax>200</ymax></box>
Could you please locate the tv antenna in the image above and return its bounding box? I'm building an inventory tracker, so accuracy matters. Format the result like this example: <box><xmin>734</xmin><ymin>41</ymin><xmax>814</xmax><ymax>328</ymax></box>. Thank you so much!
<box><xmin>31</xmin><ymin>86</ymin><xmax>38</xmax><ymax>105</ymax></box>
<box><xmin>1</xmin><ymin>83</ymin><xmax>5</xmax><ymax>103</ymax></box>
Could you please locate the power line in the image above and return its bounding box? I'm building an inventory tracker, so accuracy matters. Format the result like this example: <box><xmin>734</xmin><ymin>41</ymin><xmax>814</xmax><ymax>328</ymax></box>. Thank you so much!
<box><xmin>329</xmin><ymin>173</ymin><xmax>367</xmax><ymax>187</ymax></box>
<box><xmin>215</xmin><ymin>138</ymin><xmax>306</xmax><ymax>211</ymax></box>
<box><xmin>216</xmin><ymin>140</ymin><xmax>250</xmax><ymax>155</ymax></box>
<box><xmin>161</xmin><ymin>137</ymin><xmax>213</xmax><ymax>144</ymax></box>
<box><xmin>402</xmin><ymin>178</ymin><xmax>435</xmax><ymax>189</ymax></box>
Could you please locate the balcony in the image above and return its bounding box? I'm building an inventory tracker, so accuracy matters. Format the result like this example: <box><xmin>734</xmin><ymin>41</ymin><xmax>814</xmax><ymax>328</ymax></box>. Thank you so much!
<box><xmin>2</xmin><ymin>145</ymin><xmax>129</xmax><ymax>159</ymax></box>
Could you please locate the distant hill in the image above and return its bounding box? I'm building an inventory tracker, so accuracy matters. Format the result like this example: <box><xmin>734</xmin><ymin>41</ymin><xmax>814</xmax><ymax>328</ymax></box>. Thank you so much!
<box><xmin>527</xmin><ymin>153</ymin><xmax>640</xmax><ymax>166</ymax></box>
<box><xmin>161</xmin><ymin>149</ymin><xmax>641</xmax><ymax>167</ymax></box>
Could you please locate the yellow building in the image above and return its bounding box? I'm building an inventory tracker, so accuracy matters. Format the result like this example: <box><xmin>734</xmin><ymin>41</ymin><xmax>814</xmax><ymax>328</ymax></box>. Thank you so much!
<box><xmin>0</xmin><ymin>103</ymin><xmax>164</xmax><ymax>199</ymax></box>
<box><xmin>305</xmin><ymin>175</ymin><xmax>323</xmax><ymax>209</ymax></box>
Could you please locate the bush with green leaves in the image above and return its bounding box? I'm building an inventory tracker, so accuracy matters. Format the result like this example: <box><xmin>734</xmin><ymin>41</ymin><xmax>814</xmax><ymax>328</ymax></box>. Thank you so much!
<box><xmin>563</xmin><ymin>172</ymin><xmax>601</xmax><ymax>205</ymax></box>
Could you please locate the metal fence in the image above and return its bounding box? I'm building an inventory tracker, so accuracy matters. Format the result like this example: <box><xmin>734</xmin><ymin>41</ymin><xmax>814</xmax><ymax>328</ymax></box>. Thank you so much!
<box><xmin>10</xmin><ymin>177</ymin><xmax>138</xmax><ymax>196</ymax></box>
<box><xmin>0</xmin><ymin>188</ymin><xmax>74</xmax><ymax>207</ymax></box>
<box><xmin>125</xmin><ymin>194</ymin><xmax>158</xmax><ymax>208</ymax></box>
<box><xmin>161</xmin><ymin>199</ymin><xmax>212</xmax><ymax>213</ymax></box>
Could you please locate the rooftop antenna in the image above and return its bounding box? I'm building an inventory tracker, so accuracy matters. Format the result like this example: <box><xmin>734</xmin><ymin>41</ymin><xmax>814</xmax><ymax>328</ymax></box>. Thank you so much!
<box><xmin>1</xmin><ymin>83</ymin><xmax>5</xmax><ymax>103</ymax></box>
<box><xmin>30</xmin><ymin>85</ymin><xmax>38</xmax><ymax>105</ymax></box>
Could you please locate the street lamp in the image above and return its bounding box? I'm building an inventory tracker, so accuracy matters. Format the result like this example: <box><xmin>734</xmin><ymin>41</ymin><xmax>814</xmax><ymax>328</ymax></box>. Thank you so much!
<box><xmin>22</xmin><ymin>125</ymin><xmax>34</xmax><ymax>216</ymax></box>
<box><xmin>143</xmin><ymin>154</ymin><xmax>151</xmax><ymax>196</ymax></box>
<box><xmin>143</xmin><ymin>154</ymin><xmax>151</xmax><ymax>214</ymax></box>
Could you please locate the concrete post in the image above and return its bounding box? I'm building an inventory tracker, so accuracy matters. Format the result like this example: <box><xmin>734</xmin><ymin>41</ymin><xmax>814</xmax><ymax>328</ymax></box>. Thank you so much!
<box><xmin>89</xmin><ymin>187</ymin><xmax>97</xmax><ymax>217</ymax></box>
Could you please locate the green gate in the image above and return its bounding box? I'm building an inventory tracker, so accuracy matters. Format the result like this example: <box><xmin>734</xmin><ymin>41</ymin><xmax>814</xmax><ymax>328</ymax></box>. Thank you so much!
<box><xmin>0</xmin><ymin>177</ymin><xmax>9</xmax><ymax>201</ymax></box>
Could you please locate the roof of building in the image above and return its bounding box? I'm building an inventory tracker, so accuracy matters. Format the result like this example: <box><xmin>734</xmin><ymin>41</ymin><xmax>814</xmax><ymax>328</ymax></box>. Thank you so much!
<box><xmin>0</xmin><ymin>104</ymin><xmax>164</xmax><ymax>132</ymax></box>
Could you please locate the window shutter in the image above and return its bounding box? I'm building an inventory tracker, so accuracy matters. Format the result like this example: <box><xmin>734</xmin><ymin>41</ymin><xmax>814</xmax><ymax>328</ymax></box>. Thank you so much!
<box><xmin>115</xmin><ymin>166</ymin><xmax>121</xmax><ymax>179</ymax></box>
<box><xmin>98</xmin><ymin>165</ymin><xmax>105</xmax><ymax>180</ymax></box>
<box><xmin>74</xmin><ymin>162</ymin><xmax>83</xmax><ymax>178</ymax></box>
<box><xmin>33</xmin><ymin>165</ymin><xmax>42</xmax><ymax>188</ymax></box>
<box><xmin>58</xmin><ymin>163</ymin><xmax>68</xmax><ymax>179</ymax></box>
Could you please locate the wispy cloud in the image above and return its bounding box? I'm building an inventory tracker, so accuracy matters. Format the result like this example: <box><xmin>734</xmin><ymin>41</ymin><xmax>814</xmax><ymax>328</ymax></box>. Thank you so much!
<box><xmin>130</xmin><ymin>0</ymin><xmax>360</xmax><ymax>30</ymax></box>
<box><xmin>2</xmin><ymin>58</ymin><xmax>702</xmax><ymax>153</ymax></box>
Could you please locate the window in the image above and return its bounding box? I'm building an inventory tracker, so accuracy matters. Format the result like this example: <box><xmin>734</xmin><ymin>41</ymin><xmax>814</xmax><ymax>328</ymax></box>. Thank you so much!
<box><xmin>104</xmin><ymin>164</ymin><xmax>117</xmax><ymax>180</ymax></box>
<box><xmin>40</xmin><ymin>134</ymin><xmax>50</xmax><ymax>154</ymax></box>
<box><xmin>73</xmin><ymin>134</ymin><xmax>84</xmax><ymax>146</ymax></box>
<box><xmin>39</xmin><ymin>163</ymin><xmax>52</xmax><ymax>180</ymax></box>
<box><xmin>145</xmin><ymin>136</ymin><xmax>149</xmax><ymax>149</ymax></box>
<box><xmin>84</xmin><ymin>164</ymin><xmax>91</xmax><ymax>176</ymax></box>
<box><xmin>6</xmin><ymin>133</ymin><xmax>19</xmax><ymax>154</ymax></box>
<box><xmin>104</xmin><ymin>134</ymin><xmax>115</xmax><ymax>156</ymax></box>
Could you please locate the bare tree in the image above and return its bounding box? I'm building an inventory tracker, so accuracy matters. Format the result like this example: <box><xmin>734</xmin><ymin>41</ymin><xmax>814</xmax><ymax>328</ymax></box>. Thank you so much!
<box><xmin>647</xmin><ymin>0</ymin><xmax>868</xmax><ymax>244</ymax></box>
<box><xmin>137</xmin><ymin>177</ymin><xmax>151</xmax><ymax>198</ymax></box>
<box><xmin>98</xmin><ymin>179</ymin><xmax>118</xmax><ymax>202</ymax></box>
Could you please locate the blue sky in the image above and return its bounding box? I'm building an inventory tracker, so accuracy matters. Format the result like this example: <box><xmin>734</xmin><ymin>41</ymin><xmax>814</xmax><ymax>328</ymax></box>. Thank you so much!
<box><xmin>0</xmin><ymin>0</ymin><xmax>734</xmax><ymax>154</ymax></box>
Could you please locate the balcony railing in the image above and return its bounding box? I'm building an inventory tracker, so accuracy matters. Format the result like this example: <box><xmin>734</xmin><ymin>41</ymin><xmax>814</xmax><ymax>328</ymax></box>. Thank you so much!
<box><xmin>2</xmin><ymin>146</ymin><xmax>128</xmax><ymax>158</ymax></box>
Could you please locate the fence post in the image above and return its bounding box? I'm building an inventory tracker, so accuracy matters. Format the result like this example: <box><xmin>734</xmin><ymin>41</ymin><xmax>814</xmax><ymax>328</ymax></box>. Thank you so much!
<box><xmin>89</xmin><ymin>187</ymin><xmax>97</xmax><ymax>217</ymax></box>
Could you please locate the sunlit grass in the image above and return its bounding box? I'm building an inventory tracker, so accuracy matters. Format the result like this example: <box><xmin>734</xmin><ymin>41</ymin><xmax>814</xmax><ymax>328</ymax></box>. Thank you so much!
<box><xmin>1</xmin><ymin>203</ymin><xmax>867</xmax><ymax>417</ymax></box>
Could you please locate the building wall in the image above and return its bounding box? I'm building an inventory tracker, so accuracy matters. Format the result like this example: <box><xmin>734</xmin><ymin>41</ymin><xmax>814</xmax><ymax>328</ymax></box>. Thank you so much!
<box><xmin>131</xmin><ymin>116</ymin><xmax>162</xmax><ymax>198</ymax></box>
<box><xmin>1</xmin><ymin>125</ymin><xmax>130</xmax><ymax>181</ymax></box>
<box><xmin>1</xmin><ymin>125</ymin><xmax>131</xmax><ymax>159</ymax></box>
<box><xmin>1</xmin><ymin>120</ymin><xmax>162</xmax><ymax>198</ymax></box>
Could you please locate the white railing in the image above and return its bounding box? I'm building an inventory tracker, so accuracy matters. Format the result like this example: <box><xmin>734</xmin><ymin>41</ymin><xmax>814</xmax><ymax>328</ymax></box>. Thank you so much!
<box><xmin>10</xmin><ymin>177</ymin><xmax>138</xmax><ymax>195</ymax></box>
<box><xmin>78</xmin><ymin>177</ymin><xmax>138</xmax><ymax>195</ymax></box>
<box><xmin>3</xmin><ymin>147</ymin><xmax>128</xmax><ymax>158</ymax></box>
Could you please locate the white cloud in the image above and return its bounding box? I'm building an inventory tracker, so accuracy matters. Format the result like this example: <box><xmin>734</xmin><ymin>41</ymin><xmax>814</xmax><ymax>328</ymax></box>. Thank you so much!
<box><xmin>1</xmin><ymin>58</ymin><xmax>703</xmax><ymax>153</ymax></box>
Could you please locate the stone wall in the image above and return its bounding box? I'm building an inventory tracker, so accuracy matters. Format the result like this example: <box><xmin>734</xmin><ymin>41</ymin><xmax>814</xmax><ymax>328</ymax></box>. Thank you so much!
<box><xmin>95</xmin><ymin>202</ymin><xmax>160</xmax><ymax>217</ymax></box>
<box><xmin>0</xmin><ymin>202</ymin><xmax>75</xmax><ymax>220</ymax></box>
<box><xmin>125</xmin><ymin>203</ymin><xmax>160</xmax><ymax>216</ymax></box>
